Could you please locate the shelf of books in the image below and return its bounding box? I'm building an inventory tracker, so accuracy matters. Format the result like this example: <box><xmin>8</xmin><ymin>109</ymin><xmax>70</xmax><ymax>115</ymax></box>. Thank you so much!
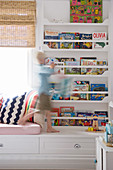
<box><xmin>51</xmin><ymin>97</ymin><xmax>109</xmax><ymax>103</ymax></box>
<box><xmin>39</xmin><ymin>0</ymin><xmax>110</xmax><ymax>128</ymax></box>
<box><xmin>50</xmin><ymin>106</ymin><xmax>109</xmax><ymax>127</ymax></box>
<box><xmin>42</xmin><ymin>44</ymin><xmax>109</xmax><ymax>52</ymax></box>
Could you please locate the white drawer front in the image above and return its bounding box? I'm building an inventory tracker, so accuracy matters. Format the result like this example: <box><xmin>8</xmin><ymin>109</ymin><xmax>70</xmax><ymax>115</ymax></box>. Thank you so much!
<box><xmin>0</xmin><ymin>136</ymin><xmax>40</xmax><ymax>153</ymax></box>
<box><xmin>40</xmin><ymin>137</ymin><xmax>95</xmax><ymax>155</ymax></box>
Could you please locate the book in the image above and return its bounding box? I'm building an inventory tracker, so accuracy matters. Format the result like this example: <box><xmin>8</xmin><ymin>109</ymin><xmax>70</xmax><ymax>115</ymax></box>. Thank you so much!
<box><xmin>73</xmin><ymin>81</ymin><xmax>89</xmax><ymax>91</ymax></box>
<box><xmin>59</xmin><ymin>119</ymin><xmax>75</xmax><ymax>126</ymax></box>
<box><xmin>65</xmin><ymin>61</ymin><xmax>80</xmax><ymax>74</ymax></box>
<box><xmin>91</xmin><ymin>84</ymin><xmax>106</xmax><ymax>91</ymax></box>
<box><xmin>75</xmin><ymin>33</ymin><xmax>80</xmax><ymax>48</ymax></box>
<box><xmin>56</xmin><ymin>58</ymin><xmax>75</xmax><ymax>62</ymax></box>
<box><xmin>54</xmin><ymin>62</ymin><xmax>64</xmax><ymax>74</ymax></box>
<box><xmin>70</xmin><ymin>0</ymin><xmax>102</xmax><ymax>23</ymax></box>
<box><xmin>80</xmin><ymin>33</ymin><xmax>92</xmax><ymax>40</ymax></box>
<box><xmin>59</xmin><ymin>42</ymin><xmax>74</xmax><ymax>49</ymax></box>
<box><xmin>60</xmin><ymin>107</ymin><xmax>74</xmax><ymax>113</ymax></box>
<box><xmin>97</xmin><ymin>60</ymin><xmax>108</xmax><ymax>75</ymax></box>
<box><xmin>45</xmin><ymin>42</ymin><xmax>59</xmax><ymax>49</ymax></box>
<box><xmin>58</xmin><ymin>33</ymin><xmax>75</xmax><ymax>49</ymax></box>
<box><xmin>75</xmin><ymin>119</ymin><xmax>93</xmax><ymax>126</ymax></box>
<box><xmin>90</xmin><ymin>84</ymin><xmax>106</xmax><ymax>100</ymax></box>
<box><xmin>45</xmin><ymin>30</ymin><xmax>59</xmax><ymax>39</ymax></box>
<box><xmin>75</xmin><ymin>32</ymin><xmax>80</xmax><ymax>40</ymax></box>
<box><xmin>80</xmin><ymin>57</ymin><xmax>97</xmax><ymax>75</ymax></box>
<box><xmin>58</xmin><ymin>32</ymin><xmax>75</xmax><ymax>40</ymax></box>
<box><xmin>55</xmin><ymin>58</ymin><xmax>76</xmax><ymax>74</ymax></box>
<box><xmin>60</xmin><ymin>112</ymin><xmax>75</xmax><ymax>117</ymax></box>
<box><xmin>92</xmin><ymin>32</ymin><xmax>107</xmax><ymax>48</ymax></box>
<box><xmin>79</xmin><ymin>33</ymin><xmax>92</xmax><ymax>49</ymax></box>
<box><xmin>77</xmin><ymin>111</ymin><xmax>93</xmax><ymax>117</ymax></box>
<box><xmin>94</xmin><ymin>111</ymin><xmax>108</xmax><ymax>118</ymax></box>
<box><xmin>71</xmin><ymin>81</ymin><xmax>90</xmax><ymax>100</ymax></box>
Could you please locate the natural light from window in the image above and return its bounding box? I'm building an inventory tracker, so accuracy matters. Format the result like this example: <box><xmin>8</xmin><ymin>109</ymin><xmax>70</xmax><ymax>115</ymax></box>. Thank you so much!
<box><xmin>0</xmin><ymin>47</ymin><xmax>30</xmax><ymax>97</ymax></box>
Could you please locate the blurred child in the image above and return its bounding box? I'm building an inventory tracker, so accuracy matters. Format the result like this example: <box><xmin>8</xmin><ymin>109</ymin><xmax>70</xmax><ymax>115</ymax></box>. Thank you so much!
<box><xmin>36</xmin><ymin>51</ymin><xmax>59</xmax><ymax>132</ymax></box>
<box><xmin>18</xmin><ymin>51</ymin><xmax>59</xmax><ymax>133</ymax></box>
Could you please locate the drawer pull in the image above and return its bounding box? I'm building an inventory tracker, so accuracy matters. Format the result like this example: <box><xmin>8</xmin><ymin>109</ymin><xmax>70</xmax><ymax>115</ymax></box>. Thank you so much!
<box><xmin>0</xmin><ymin>144</ymin><xmax>3</xmax><ymax>147</ymax></box>
<box><xmin>74</xmin><ymin>144</ymin><xmax>81</xmax><ymax>149</ymax></box>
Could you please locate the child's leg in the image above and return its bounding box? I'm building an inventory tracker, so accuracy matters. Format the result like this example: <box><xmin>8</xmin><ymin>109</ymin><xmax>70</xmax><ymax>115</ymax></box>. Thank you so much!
<box><xmin>34</xmin><ymin>111</ymin><xmax>45</xmax><ymax>128</ymax></box>
<box><xmin>45</xmin><ymin>110</ymin><xmax>59</xmax><ymax>133</ymax></box>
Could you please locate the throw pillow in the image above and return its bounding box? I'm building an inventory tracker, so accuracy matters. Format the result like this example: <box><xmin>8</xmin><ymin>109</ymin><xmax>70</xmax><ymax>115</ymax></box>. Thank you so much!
<box><xmin>0</xmin><ymin>97</ymin><xmax>3</xmax><ymax>112</ymax></box>
<box><xmin>0</xmin><ymin>92</ymin><xmax>27</xmax><ymax>125</ymax></box>
<box><xmin>24</xmin><ymin>90</ymin><xmax>39</xmax><ymax>122</ymax></box>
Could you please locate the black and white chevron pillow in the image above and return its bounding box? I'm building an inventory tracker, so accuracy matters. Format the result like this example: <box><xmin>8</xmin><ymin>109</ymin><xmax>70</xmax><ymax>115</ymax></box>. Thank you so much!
<box><xmin>0</xmin><ymin>92</ymin><xmax>27</xmax><ymax>125</ymax></box>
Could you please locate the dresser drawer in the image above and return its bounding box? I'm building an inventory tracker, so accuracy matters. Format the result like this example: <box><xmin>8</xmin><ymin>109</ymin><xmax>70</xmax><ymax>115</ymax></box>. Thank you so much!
<box><xmin>40</xmin><ymin>137</ymin><xmax>95</xmax><ymax>155</ymax></box>
<box><xmin>0</xmin><ymin>136</ymin><xmax>40</xmax><ymax>153</ymax></box>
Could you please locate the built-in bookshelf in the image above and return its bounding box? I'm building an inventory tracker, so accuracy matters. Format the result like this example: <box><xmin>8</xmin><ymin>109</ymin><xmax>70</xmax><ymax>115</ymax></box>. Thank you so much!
<box><xmin>36</xmin><ymin>0</ymin><xmax>111</xmax><ymax>128</ymax></box>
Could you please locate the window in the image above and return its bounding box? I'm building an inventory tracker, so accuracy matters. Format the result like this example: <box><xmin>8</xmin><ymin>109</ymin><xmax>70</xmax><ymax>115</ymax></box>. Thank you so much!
<box><xmin>0</xmin><ymin>47</ymin><xmax>31</xmax><ymax>97</ymax></box>
<box><xmin>0</xmin><ymin>1</ymin><xmax>36</xmax><ymax>97</ymax></box>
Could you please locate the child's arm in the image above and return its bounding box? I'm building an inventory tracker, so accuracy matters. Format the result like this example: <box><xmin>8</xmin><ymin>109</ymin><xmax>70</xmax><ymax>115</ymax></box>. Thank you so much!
<box><xmin>39</xmin><ymin>63</ymin><xmax>55</xmax><ymax>76</ymax></box>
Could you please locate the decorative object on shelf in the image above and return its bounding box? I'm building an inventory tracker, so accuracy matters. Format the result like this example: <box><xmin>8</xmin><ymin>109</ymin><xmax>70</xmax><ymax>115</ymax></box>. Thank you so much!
<box><xmin>70</xmin><ymin>0</ymin><xmax>102</xmax><ymax>23</ymax></box>
<box><xmin>104</xmin><ymin>122</ymin><xmax>113</xmax><ymax>145</ymax></box>
<box><xmin>86</xmin><ymin>113</ymin><xmax>105</xmax><ymax>132</ymax></box>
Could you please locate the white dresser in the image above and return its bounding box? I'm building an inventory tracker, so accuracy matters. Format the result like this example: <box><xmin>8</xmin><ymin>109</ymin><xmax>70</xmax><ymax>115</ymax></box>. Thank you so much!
<box><xmin>0</xmin><ymin>127</ymin><xmax>104</xmax><ymax>170</ymax></box>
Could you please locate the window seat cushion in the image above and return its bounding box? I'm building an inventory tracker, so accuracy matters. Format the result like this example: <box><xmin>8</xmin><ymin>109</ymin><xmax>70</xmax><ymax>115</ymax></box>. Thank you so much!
<box><xmin>0</xmin><ymin>122</ymin><xmax>41</xmax><ymax>135</ymax></box>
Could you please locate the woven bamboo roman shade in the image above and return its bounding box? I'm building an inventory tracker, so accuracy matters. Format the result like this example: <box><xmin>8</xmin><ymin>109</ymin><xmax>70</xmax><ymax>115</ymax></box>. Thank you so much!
<box><xmin>0</xmin><ymin>0</ymin><xmax>36</xmax><ymax>47</ymax></box>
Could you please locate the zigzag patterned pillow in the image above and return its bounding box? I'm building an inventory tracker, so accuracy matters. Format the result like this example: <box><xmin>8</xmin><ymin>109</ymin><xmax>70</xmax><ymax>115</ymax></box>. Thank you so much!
<box><xmin>0</xmin><ymin>92</ymin><xmax>27</xmax><ymax>125</ymax></box>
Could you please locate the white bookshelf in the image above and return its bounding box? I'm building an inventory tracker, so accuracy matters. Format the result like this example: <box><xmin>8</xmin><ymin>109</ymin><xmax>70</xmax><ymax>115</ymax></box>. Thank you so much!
<box><xmin>35</xmin><ymin>0</ymin><xmax>111</xmax><ymax>127</ymax></box>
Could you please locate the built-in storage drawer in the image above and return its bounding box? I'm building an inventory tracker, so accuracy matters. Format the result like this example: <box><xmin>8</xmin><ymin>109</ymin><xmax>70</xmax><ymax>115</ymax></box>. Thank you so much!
<box><xmin>0</xmin><ymin>136</ymin><xmax>40</xmax><ymax>153</ymax></box>
<box><xmin>40</xmin><ymin>137</ymin><xmax>95</xmax><ymax>155</ymax></box>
